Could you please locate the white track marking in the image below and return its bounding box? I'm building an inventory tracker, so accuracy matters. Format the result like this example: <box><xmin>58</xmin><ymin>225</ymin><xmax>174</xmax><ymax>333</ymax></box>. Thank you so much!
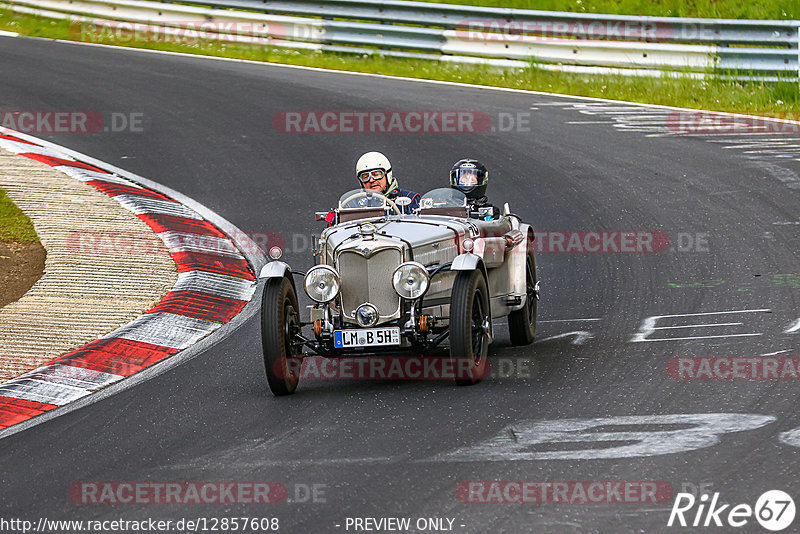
<box><xmin>700</xmin><ymin>132</ymin><xmax>800</xmax><ymax>137</ymax></box>
<box><xmin>778</xmin><ymin>427</ymin><xmax>800</xmax><ymax>448</ymax></box>
<box><xmin>547</xmin><ymin>100</ymin><xmax>800</xmax><ymax>165</ymax></box>
<box><xmin>158</xmin><ymin>231</ymin><xmax>243</xmax><ymax>258</ymax></box>
<box><xmin>0</xmin><ymin>138</ymin><xmax>65</xmax><ymax>157</ymax></box>
<box><xmin>19</xmin><ymin>364</ymin><xmax>122</xmax><ymax>390</ymax></box>
<box><xmin>630</xmin><ymin>309</ymin><xmax>770</xmax><ymax>342</ymax></box>
<box><xmin>760</xmin><ymin>349</ymin><xmax>792</xmax><ymax>356</ymax></box>
<box><xmin>107</xmin><ymin>313</ymin><xmax>221</xmax><ymax>350</ymax></box>
<box><xmin>743</xmin><ymin>148</ymin><xmax>800</xmax><ymax>153</ymax></box>
<box><xmin>535</xmin><ymin>331</ymin><xmax>594</xmax><ymax>345</ymax></box>
<box><xmin>235</xmin><ymin>457</ymin><xmax>393</xmax><ymax>467</ymax></box>
<box><xmin>0</xmin><ymin>364</ymin><xmax>125</xmax><ymax>405</ymax></box>
<box><xmin>641</xmin><ymin>309</ymin><xmax>770</xmax><ymax>319</ymax></box>
<box><xmin>539</xmin><ymin>318</ymin><xmax>602</xmax><ymax>322</ymax></box>
<box><xmin>431</xmin><ymin>414</ymin><xmax>776</xmax><ymax>461</ymax></box>
<box><xmin>653</xmin><ymin>322</ymin><xmax>743</xmax><ymax>329</ymax></box>
<box><xmin>785</xmin><ymin>319</ymin><xmax>800</xmax><ymax>334</ymax></box>
<box><xmin>708</xmin><ymin>136</ymin><xmax>800</xmax><ymax>142</ymax></box>
<box><xmin>113</xmin><ymin>195</ymin><xmax>202</xmax><ymax>219</ymax></box>
<box><xmin>636</xmin><ymin>333</ymin><xmax>763</xmax><ymax>342</ymax></box>
<box><xmin>173</xmin><ymin>271</ymin><xmax>256</xmax><ymax>300</ymax></box>
<box><xmin>0</xmin><ymin>379</ymin><xmax>91</xmax><ymax>405</ymax></box>
<box><xmin>723</xmin><ymin>142</ymin><xmax>800</xmax><ymax>149</ymax></box>
<box><xmin>56</xmin><ymin>165</ymin><xmax>142</xmax><ymax>186</ymax></box>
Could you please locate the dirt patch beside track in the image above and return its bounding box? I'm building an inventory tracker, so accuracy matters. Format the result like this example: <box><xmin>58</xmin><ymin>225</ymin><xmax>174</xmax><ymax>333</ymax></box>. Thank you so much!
<box><xmin>0</xmin><ymin>241</ymin><xmax>45</xmax><ymax>308</ymax></box>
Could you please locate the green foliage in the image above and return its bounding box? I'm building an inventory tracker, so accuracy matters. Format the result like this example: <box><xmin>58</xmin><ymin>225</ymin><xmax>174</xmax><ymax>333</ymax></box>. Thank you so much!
<box><xmin>414</xmin><ymin>0</ymin><xmax>798</xmax><ymax>20</ymax></box>
<box><xmin>0</xmin><ymin>189</ymin><xmax>38</xmax><ymax>243</ymax></box>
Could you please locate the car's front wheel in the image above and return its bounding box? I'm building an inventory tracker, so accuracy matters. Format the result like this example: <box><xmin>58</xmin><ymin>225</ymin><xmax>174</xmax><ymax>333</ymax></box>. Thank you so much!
<box><xmin>261</xmin><ymin>276</ymin><xmax>301</xmax><ymax>396</ymax></box>
<box><xmin>449</xmin><ymin>269</ymin><xmax>490</xmax><ymax>386</ymax></box>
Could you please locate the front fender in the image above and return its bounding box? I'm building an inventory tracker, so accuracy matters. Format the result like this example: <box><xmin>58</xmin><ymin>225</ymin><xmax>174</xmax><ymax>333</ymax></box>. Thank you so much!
<box><xmin>450</xmin><ymin>253</ymin><xmax>492</xmax><ymax>338</ymax></box>
<box><xmin>451</xmin><ymin>253</ymin><xmax>482</xmax><ymax>272</ymax></box>
<box><xmin>451</xmin><ymin>252</ymin><xmax>489</xmax><ymax>284</ymax></box>
<box><xmin>259</xmin><ymin>261</ymin><xmax>291</xmax><ymax>279</ymax></box>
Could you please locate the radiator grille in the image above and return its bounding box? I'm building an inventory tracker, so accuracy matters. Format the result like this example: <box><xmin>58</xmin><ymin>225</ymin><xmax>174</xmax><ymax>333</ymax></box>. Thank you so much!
<box><xmin>338</xmin><ymin>248</ymin><xmax>402</xmax><ymax>319</ymax></box>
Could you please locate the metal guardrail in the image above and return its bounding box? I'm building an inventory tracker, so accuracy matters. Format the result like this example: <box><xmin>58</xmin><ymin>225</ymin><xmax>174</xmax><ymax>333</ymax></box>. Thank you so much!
<box><xmin>3</xmin><ymin>0</ymin><xmax>799</xmax><ymax>81</ymax></box>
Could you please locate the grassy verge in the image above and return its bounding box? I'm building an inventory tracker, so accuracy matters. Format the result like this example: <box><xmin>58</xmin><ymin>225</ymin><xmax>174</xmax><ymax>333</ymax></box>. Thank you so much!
<box><xmin>0</xmin><ymin>9</ymin><xmax>797</xmax><ymax>116</ymax></box>
<box><xmin>416</xmin><ymin>0</ymin><xmax>798</xmax><ymax>20</ymax></box>
<box><xmin>0</xmin><ymin>188</ymin><xmax>38</xmax><ymax>243</ymax></box>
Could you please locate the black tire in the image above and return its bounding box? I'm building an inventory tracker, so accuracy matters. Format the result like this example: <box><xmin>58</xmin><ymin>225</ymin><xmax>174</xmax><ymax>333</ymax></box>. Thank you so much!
<box><xmin>449</xmin><ymin>269</ymin><xmax>490</xmax><ymax>386</ymax></box>
<box><xmin>261</xmin><ymin>276</ymin><xmax>301</xmax><ymax>396</ymax></box>
<box><xmin>508</xmin><ymin>251</ymin><xmax>538</xmax><ymax>345</ymax></box>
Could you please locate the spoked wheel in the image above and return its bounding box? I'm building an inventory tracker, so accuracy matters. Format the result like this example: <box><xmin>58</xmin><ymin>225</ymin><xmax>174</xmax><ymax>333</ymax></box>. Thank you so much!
<box><xmin>508</xmin><ymin>251</ymin><xmax>538</xmax><ymax>345</ymax></box>
<box><xmin>261</xmin><ymin>276</ymin><xmax>302</xmax><ymax>396</ymax></box>
<box><xmin>449</xmin><ymin>269</ymin><xmax>490</xmax><ymax>386</ymax></box>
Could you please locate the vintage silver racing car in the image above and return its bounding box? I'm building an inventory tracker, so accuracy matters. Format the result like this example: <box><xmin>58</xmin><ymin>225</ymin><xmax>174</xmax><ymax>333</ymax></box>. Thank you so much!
<box><xmin>259</xmin><ymin>188</ymin><xmax>538</xmax><ymax>395</ymax></box>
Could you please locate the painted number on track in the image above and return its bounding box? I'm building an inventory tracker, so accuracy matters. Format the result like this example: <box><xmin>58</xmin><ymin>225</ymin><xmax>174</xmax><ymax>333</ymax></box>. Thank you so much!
<box><xmin>435</xmin><ymin>413</ymin><xmax>776</xmax><ymax>461</ymax></box>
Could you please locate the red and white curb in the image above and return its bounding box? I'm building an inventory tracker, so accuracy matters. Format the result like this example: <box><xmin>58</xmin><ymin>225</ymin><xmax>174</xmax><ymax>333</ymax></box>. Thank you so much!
<box><xmin>0</xmin><ymin>129</ymin><xmax>258</xmax><ymax>429</ymax></box>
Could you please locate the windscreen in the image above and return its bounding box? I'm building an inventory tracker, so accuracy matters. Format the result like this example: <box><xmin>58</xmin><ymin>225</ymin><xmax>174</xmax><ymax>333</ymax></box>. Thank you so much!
<box><xmin>338</xmin><ymin>189</ymin><xmax>388</xmax><ymax>209</ymax></box>
<box><xmin>419</xmin><ymin>188</ymin><xmax>467</xmax><ymax>210</ymax></box>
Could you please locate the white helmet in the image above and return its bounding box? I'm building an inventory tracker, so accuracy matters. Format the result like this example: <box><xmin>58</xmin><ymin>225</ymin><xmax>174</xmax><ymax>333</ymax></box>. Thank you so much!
<box><xmin>355</xmin><ymin>151</ymin><xmax>397</xmax><ymax>194</ymax></box>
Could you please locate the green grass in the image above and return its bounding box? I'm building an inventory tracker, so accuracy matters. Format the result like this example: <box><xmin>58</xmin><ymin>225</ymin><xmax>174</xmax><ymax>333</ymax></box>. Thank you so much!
<box><xmin>0</xmin><ymin>9</ymin><xmax>797</xmax><ymax>117</ymax></box>
<box><xmin>416</xmin><ymin>0</ymin><xmax>798</xmax><ymax>20</ymax></box>
<box><xmin>0</xmin><ymin>188</ymin><xmax>38</xmax><ymax>243</ymax></box>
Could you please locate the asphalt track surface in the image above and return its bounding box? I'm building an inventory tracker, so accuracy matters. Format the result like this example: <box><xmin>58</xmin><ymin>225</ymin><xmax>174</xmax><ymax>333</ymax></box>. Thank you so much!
<box><xmin>1</xmin><ymin>36</ymin><xmax>799</xmax><ymax>533</ymax></box>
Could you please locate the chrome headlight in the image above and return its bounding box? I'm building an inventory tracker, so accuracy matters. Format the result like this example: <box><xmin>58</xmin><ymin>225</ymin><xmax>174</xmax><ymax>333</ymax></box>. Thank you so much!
<box><xmin>392</xmin><ymin>261</ymin><xmax>429</xmax><ymax>300</ymax></box>
<box><xmin>304</xmin><ymin>265</ymin><xmax>340</xmax><ymax>303</ymax></box>
<box><xmin>355</xmin><ymin>303</ymin><xmax>378</xmax><ymax>327</ymax></box>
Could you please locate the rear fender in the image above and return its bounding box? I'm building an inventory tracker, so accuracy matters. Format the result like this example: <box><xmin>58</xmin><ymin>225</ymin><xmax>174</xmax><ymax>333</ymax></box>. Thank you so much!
<box><xmin>508</xmin><ymin>225</ymin><xmax>535</xmax><ymax>308</ymax></box>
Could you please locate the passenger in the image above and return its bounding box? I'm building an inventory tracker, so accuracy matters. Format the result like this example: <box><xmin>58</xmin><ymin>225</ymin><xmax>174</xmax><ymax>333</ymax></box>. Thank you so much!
<box><xmin>356</xmin><ymin>152</ymin><xmax>420</xmax><ymax>213</ymax></box>
<box><xmin>450</xmin><ymin>159</ymin><xmax>500</xmax><ymax>220</ymax></box>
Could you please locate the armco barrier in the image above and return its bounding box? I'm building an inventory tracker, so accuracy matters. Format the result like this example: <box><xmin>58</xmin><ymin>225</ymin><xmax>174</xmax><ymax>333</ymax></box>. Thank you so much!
<box><xmin>3</xmin><ymin>0</ymin><xmax>798</xmax><ymax>81</ymax></box>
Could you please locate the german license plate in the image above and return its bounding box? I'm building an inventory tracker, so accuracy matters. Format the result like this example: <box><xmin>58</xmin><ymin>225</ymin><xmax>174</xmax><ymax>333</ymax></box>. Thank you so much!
<box><xmin>334</xmin><ymin>327</ymin><xmax>401</xmax><ymax>348</ymax></box>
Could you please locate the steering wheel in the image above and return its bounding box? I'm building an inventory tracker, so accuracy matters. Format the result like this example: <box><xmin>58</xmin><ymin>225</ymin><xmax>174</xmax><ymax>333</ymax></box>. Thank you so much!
<box><xmin>339</xmin><ymin>190</ymin><xmax>402</xmax><ymax>216</ymax></box>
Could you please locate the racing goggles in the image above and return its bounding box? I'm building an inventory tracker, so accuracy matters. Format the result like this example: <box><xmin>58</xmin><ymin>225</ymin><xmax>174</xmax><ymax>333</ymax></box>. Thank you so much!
<box><xmin>358</xmin><ymin>169</ymin><xmax>387</xmax><ymax>183</ymax></box>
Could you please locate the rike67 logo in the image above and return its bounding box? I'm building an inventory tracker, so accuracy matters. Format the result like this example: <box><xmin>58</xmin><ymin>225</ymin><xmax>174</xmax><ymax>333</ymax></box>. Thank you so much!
<box><xmin>668</xmin><ymin>490</ymin><xmax>795</xmax><ymax>531</ymax></box>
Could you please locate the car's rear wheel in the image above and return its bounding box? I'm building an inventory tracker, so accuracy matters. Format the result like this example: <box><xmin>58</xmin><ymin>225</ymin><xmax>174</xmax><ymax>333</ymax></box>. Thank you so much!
<box><xmin>261</xmin><ymin>276</ymin><xmax>301</xmax><ymax>396</ymax></box>
<box><xmin>508</xmin><ymin>251</ymin><xmax>538</xmax><ymax>345</ymax></box>
<box><xmin>449</xmin><ymin>269</ymin><xmax>490</xmax><ymax>386</ymax></box>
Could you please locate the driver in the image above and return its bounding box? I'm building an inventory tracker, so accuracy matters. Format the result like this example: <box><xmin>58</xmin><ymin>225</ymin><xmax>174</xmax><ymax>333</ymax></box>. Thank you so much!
<box><xmin>450</xmin><ymin>159</ymin><xmax>500</xmax><ymax>220</ymax></box>
<box><xmin>356</xmin><ymin>152</ymin><xmax>420</xmax><ymax>213</ymax></box>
